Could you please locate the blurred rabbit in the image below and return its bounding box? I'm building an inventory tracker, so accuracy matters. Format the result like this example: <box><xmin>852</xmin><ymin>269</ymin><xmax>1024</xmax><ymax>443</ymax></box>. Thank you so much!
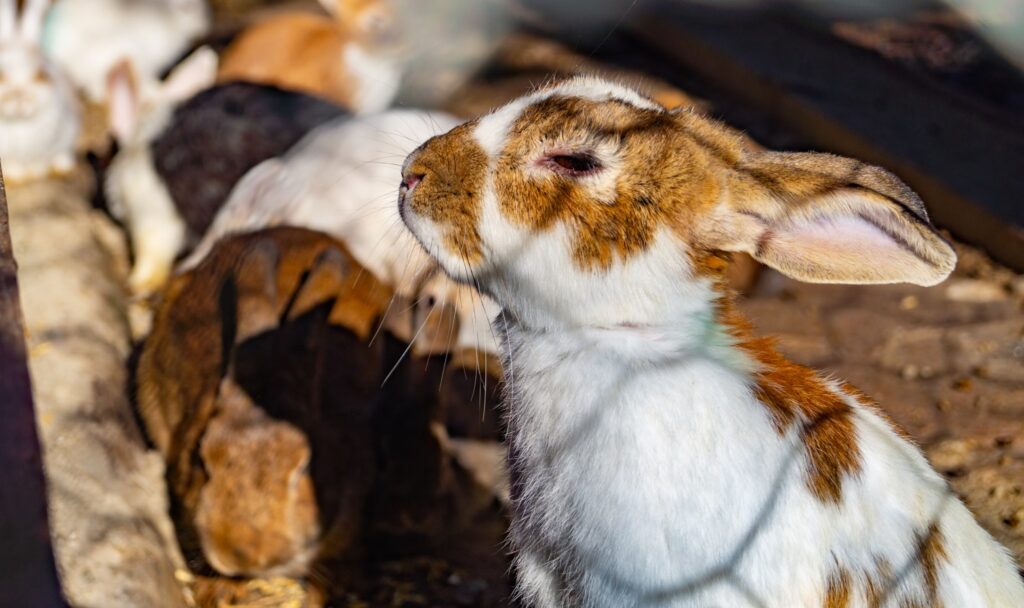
<box><xmin>218</xmin><ymin>0</ymin><xmax>402</xmax><ymax>113</ymax></box>
<box><xmin>106</xmin><ymin>78</ymin><xmax>345</xmax><ymax>295</ymax></box>
<box><xmin>43</xmin><ymin>0</ymin><xmax>210</xmax><ymax>102</ymax></box>
<box><xmin>183</xmin><ymin>109</ymin><xmax>500</xmax><ymax>355</ymax></box>
<box><xmin>105</xmin><ymin>47</ymin><xmax>218</xmax><ymax>295</ymax></box>
<box><xmin>0</xmin><ymin>0</ymin><xmax>79</xmax><ymax>183</ymax></box>
<box><xmin>138</xmin><ymin>227</ymin><xmax>390</xmax><ymax>579</ymax></box>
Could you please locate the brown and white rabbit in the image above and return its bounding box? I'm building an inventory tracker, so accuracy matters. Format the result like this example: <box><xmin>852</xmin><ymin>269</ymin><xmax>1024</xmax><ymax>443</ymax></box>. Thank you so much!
<box><xmin>137</xmin><ymin>227</ymin><xmax>390</xmax><ymax>579</ymax></box>
<box><xmin>0</xmin><ymin>0</ymin><xmax>79</xmax><ymax>183</ymax></box>
<box><xmin>398</xmin><ymin>78</ymin><xmax>1024</xmax><ymax>606</ymax></box>
<box><xmin>217</xmin><ymin>0</ymin><xmax>401</xmax><ymax>113</ymax></box>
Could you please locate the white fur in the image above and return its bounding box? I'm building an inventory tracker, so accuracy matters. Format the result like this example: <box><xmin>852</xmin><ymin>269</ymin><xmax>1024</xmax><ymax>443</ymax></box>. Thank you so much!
<box><xmin>0</xmin><ymin>1</ymin><xmax>79</xmax><ymax>183</ymax></box>
<box><xmin>401</xmin><ymin>80</ymin><xmax>1024</xmax><ymax>606</ymax></box>
<box><xmin>43</xmin><ymin>0</ymin><xmax>210</xmax><ymax>101</ymax></box>
<box><xmin>342</xmin><ymin>44</ymin><xmax>402</xmax><ymax>115</ymax></box>
<box><xmin>186</xmin><ymin>109</ymin><xmax>500</xmax><ymax>354</ymax></box>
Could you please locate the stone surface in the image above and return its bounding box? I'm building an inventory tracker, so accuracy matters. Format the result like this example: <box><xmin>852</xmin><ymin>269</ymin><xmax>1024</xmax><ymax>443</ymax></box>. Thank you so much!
<box><xmin>8</xmin><ymin>178</ymin><xmax>188</xmax><ymax>608</ymax></box>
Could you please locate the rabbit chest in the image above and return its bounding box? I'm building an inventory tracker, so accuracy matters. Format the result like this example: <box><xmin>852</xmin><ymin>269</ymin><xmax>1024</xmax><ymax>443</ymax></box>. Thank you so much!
<box><xmin>501</xmin><ymin>322</ymin><xmax>862</xmax><ymax>605</ymax></box>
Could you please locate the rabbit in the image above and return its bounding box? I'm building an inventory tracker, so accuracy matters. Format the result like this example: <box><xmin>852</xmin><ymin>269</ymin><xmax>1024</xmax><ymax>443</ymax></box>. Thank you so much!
<box><xmin>106</xmin><ymin>79</ymin><xmax>346</xmax><ymax>295</ymax></box>
<box><xmin>217</xmin><ymin>0</ymin><xmax>402</xmax><ymax>113</ymax></box>
<box><xmin>397</xmin><ymin>77</ymin><xmax>1024</xmax><ymax>607</ymax></box>
<box><xmin>0</xmin><ymin>0</ymin><xmax>79</xmax><ymax>184</ymax></box>
<box><xmin>43</xmin><ymin>0</ymin><xmax>210</xmax><ymax>102</ymax></box>
<box><xmin>104</xmin><ymin>46</ymin><xmax>218</xmax><ymax>296</ymax></box>
<box><xmin>183</xmin><ymin>109</ymin><xmax>501</xmax><ymax>355</ymax></box>
<box><xmin>137</xmin><ymin>227</ymin><xmax>391</xmax><ymax>579</ymax></box>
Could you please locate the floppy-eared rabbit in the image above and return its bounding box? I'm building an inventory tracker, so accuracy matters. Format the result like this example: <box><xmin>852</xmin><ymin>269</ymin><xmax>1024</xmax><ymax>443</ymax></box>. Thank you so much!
<box><xmin>185</xmin><ymin>109</ymin><xmax>500</xmax><ymax>354</ymax></box>
<box><xmin>106</xmin><ymin>79</ymin><xmax>345</xmax><ymax>294</ymax></box>
<box><xmin>218</xmin><ymin>0</ymin><xmax>401</xmax><ymax>113</ymax></box>
<box><xmin>43</xmin><ymin>0</ymin><xmax>210</xmax><ymax>101</ymax></box>
<box><xmin>398</xmin><ymin>78</ymin><xmax>1024</xmax><ymax>606</ymax></box>
<box><xmin>0</xmin><ymin>0</ymin><xmax>79</xmax><ymax>183</ymax></box>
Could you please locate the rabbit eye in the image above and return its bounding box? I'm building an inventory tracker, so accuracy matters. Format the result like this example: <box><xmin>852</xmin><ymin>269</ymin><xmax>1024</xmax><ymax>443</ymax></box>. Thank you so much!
<box><xmin>547</xmin><ymin>153</ymin><xmax>602</xmax><ymax>176</ymax></box>
<box><xmin>33</xmin><ymin>70</ymin><xmax>47</xmax><ymax>83</ymax></box>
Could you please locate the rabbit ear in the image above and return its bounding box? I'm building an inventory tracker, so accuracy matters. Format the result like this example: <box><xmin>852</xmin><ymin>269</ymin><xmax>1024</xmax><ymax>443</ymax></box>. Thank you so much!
<box><xmin>0</xmin><ymin>0</ymin><xmax>15</xmax><ymax>41</ymax></box>
<box><xmin>318</xmin><ymin>0</ymin><xmax>338</xmax><ymax>16</ymax></box>
<box><xmin>18</xmin><ymin>0</ymin><xmax>50</xmax><ymax>43</ymax></box>
<box><xmin>704</xmin><ymin>151</ymin><xmax>956</xmax><ymax>286</ymax></box>
<box><xmin>161</xmin><ymin>46</ymin><xmax>218</xmax><ymax>103</ymax></box>
<box><xmin>107</xmin><ymin>59</ymin><xmax>140</xmax><ymax>144</ymax></box>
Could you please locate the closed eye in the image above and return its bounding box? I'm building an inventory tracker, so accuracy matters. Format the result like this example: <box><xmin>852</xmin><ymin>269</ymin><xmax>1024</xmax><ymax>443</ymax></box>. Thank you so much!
<box><xmin>545</xmin><ymin>153</ymin><xmax>602</xmax><ymax>177</ymax></box>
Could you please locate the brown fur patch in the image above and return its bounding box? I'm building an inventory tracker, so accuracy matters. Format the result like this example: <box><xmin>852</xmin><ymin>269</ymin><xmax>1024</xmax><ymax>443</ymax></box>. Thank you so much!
<box><xmin>404</xmin><ymin>122</ymin><xmax>489</xmax><ymax>263</ymax></box>
<box><xmin>718</xmin><ymin>304</ymin><xmax>862</xmax><ymax>504</ymax></box>
<box><xmin>219</xmin><ymin>13</ymin><xmax>356</xmax><ymax>107</ymax></box>
<box><xmin>492</xmin><ymin>96</ymin><xmax>722</xmax><ymax>270</ymax></box>
<box><xmin>824</xmin><ymin>567</ymin><xmax>852</xmax><ymax>608</ymax></box>
<box><xmin>919</xmin><ymin>524</ymin><xmax>948</xmax><ymax>606</ymax></box>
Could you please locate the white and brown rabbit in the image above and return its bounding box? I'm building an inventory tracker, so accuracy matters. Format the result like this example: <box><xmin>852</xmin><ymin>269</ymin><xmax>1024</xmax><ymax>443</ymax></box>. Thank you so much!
<box><xmin>0</xmin><ymin>0</ymin><xmax>79</xmax><ymax>183</ymax></box>
<box><xmin>218</xmin><ymin>0</ymin><xmax>401</xmax><ymax>113</ymax></box>
<box><xmin>398</xmin><ymin>77</ymin><xmax>1024</xmax><ymax>606</ymax></box>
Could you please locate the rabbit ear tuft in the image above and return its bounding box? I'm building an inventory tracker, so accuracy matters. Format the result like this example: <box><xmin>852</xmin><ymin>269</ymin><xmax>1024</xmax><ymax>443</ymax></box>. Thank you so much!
<box><xmin>0</xmin><ymin>0</ymin><xmax>15</xmax><ymax>41</ymax></box>
<box><xmin>18</xmin><ymin>0</ymin><xmax>50</xmax><ymax>44</ymax></box>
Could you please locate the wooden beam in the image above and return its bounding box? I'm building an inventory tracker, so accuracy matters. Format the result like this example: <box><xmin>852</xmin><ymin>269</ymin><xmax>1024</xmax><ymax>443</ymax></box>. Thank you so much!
<box><xmin>0</xmin><ymin>166</ymin><xmax>67</xmax><ymax>607</ymax></box>
<box><xmin>630</xmin><ymin>4</ymin><xmax>1024</xmax><ymax>271</ymax></box>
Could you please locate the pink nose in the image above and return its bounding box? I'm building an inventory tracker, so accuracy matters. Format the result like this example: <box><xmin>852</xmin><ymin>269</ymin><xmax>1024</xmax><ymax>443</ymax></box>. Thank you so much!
<box><xmin>401</xmin><ymin>173</ymin><xmax>423</xmax><ymax>191</ymax></box>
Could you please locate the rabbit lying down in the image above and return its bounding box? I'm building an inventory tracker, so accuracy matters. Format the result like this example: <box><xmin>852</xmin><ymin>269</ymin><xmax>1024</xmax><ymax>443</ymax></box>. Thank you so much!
<box><xmin>0</xmin><ymin>0</ymin><xmax>79</xmax><ymax>183</ymax></box>
<box><xmin>399</xmin><ymin>78</ymin><xmax>1024</xmax><ymax>606</ymax></box>
<box><xmin>187</xmin><ymin>109</ymin><xmax>501</xmax><ymax>357</ymax></box>
<box><xmin>138</xmin><ymin>227</ymin><xmax>497</xmax><ymax>589</ymax></box>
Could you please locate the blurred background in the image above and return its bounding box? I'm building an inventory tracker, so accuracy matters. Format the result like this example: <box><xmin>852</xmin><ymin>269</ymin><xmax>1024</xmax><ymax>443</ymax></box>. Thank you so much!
<box><xmin>0</xmin><ymin>0</ymin><xmax>1021</xmax><ymax>606</ymax></box>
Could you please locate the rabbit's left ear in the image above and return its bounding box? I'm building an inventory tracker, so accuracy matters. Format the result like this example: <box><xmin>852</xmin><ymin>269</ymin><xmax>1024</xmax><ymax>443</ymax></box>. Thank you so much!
<box><xmin>702</xmin><ymin>151</ymin><xmax>956</xmax><ymax>286</ymax></box>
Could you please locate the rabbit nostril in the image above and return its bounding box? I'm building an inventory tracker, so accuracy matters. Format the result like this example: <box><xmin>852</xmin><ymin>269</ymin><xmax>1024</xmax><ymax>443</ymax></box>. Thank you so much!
<box><xmin>401</xmin><ymin>173</ymin><xmax>424</xmax><ymax>192</ymax></box>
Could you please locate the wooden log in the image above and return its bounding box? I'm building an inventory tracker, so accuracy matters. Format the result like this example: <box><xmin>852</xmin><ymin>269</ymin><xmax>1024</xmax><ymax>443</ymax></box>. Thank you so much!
<box><xmin>629</xmin><ymin>3</ymin><xmax>1024</xmax><ymax>271</ymax></box>
<box><xmin>0</xmin><ymin>165</ymin><xmax>67</xmax><ymax>607</ymax></box>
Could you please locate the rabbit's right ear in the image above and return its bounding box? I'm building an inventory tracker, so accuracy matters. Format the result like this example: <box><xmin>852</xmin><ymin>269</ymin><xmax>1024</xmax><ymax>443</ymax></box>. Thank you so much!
<box><xmin>107</xmin><ymin>59</ymin><xmax>140</xmax><ymax>145</ymax></box>
<box><xmin>161</xmin><ymin>46</ymin><xmax>218</xmax><ymax>104</ymax></box>
<box><xmin>0</xmin><ymin>0</ymin><xmax>16</xmax><ymax>41</ymax></box>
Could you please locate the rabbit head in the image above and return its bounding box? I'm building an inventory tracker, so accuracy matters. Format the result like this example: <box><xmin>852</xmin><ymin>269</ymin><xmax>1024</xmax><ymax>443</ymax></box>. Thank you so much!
<box><xmin>195</xmin><ymin>378</ymin><xmax>320</xmax><ymax>579</ymax></box>
<box><xmin>322</xmin><ymin>0</ymin><xmax>399</xmax><ymax>48</ymax></box>
<box><xmin>399</xmin><ymin>77</ymin><xmax>957</xmax><ymax>330</ymax></box>
<box><xmin>0</xmin><ymin>0</ymin><xmax>79</xmax><ymax>182</ymax></box>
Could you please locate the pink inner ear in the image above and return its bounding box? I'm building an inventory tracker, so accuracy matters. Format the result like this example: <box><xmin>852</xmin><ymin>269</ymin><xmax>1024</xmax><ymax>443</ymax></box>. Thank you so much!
<box><xmin>764</xmin><ymin>210</ymin><xmax>939</xmax><ymax>284</ymax></box>
<box><xmin>781</xmin><ymin>214</ymin><xmax>898</xmax><ymax>254</ymax></box>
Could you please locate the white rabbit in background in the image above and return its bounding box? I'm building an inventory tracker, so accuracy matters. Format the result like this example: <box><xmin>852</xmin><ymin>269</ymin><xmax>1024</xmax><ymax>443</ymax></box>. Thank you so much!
<box><xmin>0</xmin><ymin>0</ymin><xmax>79</xmax><ymax>183</ymax></box>
<box><xmin>43</xmin><ymin>0</ymin><xmax>210</xmax><ymax>102</ymax></box>
<box><xmin>185</xmin><ymin>109</ymin><xmax>501</xmax><ymax>355</ymax></box>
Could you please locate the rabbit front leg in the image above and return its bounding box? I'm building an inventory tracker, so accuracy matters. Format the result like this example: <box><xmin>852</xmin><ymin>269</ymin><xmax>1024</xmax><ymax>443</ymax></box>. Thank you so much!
<box><xmin>514</xmin><ymin>548</ymin><xmax>568</xmax><ymax>608</ymax></box>
<box><xmin>129</xmin><ymin>209</ymin><xmax>187</xmax><ymax>295</ymax></box>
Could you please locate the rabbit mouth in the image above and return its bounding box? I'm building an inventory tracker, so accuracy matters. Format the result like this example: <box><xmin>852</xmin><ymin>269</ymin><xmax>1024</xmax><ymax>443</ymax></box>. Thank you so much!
<box><xmin>0</xmin><ymin>93</ymin><xmax>41</xmax><ymax>120</ymax></box>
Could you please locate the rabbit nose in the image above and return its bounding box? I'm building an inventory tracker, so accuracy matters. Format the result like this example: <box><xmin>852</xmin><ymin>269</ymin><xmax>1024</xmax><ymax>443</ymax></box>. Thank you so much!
<box><xmin>401</xmin><ymin>173</ymin><xmax>424</xmax><ymax>193</ymax></box>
